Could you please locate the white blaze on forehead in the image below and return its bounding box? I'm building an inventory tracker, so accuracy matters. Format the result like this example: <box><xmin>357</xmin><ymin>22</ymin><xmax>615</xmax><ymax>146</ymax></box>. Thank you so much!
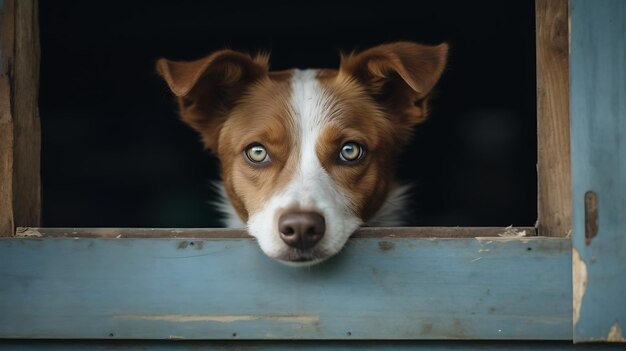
<box><xmin>287</xmin><ymin>69</ymin><xmax>354</xmax><ymax>216</ymax></box>
<box><xmin>245</xmin><ymin>69</ymin><xmax>362</xmax><ymax>260</ymax></box>
<box><xmin>289</xmin><ymin>69</ymin><xmax>337</xmax><ymax>207</ymax></box>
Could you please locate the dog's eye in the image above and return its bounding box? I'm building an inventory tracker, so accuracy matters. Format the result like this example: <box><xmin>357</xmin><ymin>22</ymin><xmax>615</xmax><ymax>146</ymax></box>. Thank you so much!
<box><xmin>339</xmin><ymin>142</ymin><xmax>364</xmax><ymax>162</ymax></box>
<box><xmin>245</xmin><ymin>144</ymin><xmax>270</xmax><ymax>164</ymax></box>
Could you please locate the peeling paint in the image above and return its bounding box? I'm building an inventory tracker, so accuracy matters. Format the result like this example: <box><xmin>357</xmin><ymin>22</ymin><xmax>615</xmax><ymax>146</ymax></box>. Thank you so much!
<box><xmin>477</xmin><ymin>236</ymin><xmax>532</xmax><ymax>244</ymax></box>
<box><xmin>378</xmin><ymin>241</ymin><xmax>394</xmax><ymax>252</ymax></box>
<box><xmin>115</xmin><ymin>314</ymin><xmax>320</xmax><ymax>323</ymax></box>
<box><xmin>498</xmin><ymin>225</ymin><xmax>527</xmax><ymax>238</ymax></box>
<box><xmin>608</xmin><ymin>323</ymin><xmax>626</xmax><ymax>342</ymax></box>
<box><xmin>15</xmin><ymin>228</ymin><xmax>42</xmax><ymax>237</ymax></box>
<box><xmin>476</xmin><ymin>239</ymin><xmax>492</xmax><ymax>254</ymax></box>
<box><xmin>584</xmin><ymin>191</ymin><xmax>599</xmax><ymax>246</ymax></box>
<box><xmin>572</xmin><ymin>248</ymin><xmax>588</xmax><ymax>325</ymax></box>
<box><xmin>168</xmin><ymin>335</ymin><xmax>185</xmax><ymax>340</ymax></box>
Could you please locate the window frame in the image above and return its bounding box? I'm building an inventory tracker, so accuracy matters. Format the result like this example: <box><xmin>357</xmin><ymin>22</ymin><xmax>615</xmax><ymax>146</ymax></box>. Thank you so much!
<box><xmin>4</xmin><ymin>0</ymin><xmax>625</xmax><ymax>345</ymax></box>
<box><xmin>0</xmin><ymin>1</ymin><xmax>571</xmax><ymax>238</ymax></box>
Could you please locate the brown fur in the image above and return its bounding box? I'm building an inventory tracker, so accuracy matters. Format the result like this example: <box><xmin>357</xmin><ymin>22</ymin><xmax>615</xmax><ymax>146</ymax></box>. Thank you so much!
<box><xmin>156</xmin><ymin>50</ymin><xmax>270</xmax><ymax>151</ymax></box>
<box><xmin>157</xmin><ymin>42</ymin><xmax>448</xmax><ymax>224</ymax></box>
<box><xmin>315</xmin><ymin>72</ymin><xmax>396</xmax><ymax>221</ymax></box>
<box><xmin>217</xmin><ymin>71</ymin><xmax>296</xmax><ymax>221</ymax></box>
<box><xmin>339</xmin><ymin>42</ymin><xmax>449</xmax><ymax>143</ymax></box>
<box><xmin>314</xmin><ymin>42</ymin><xmax>448</xmax><ymax>221</ymax></box>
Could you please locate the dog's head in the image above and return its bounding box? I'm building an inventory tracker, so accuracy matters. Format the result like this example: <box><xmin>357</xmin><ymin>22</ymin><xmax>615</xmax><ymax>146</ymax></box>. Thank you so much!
<box><xmin>157</xmin><ymin>42</ymin><xmax>447</xmax><ymax>265</ymax></box>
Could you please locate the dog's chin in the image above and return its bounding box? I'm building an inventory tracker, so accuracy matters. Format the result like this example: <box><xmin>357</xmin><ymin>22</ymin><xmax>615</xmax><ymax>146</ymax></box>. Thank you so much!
<box><xmin>270</xmin><ymin>248</ymin><xmax>334</xmax><ymax>267</ymax></box>
<box><xmin>277</xmin><ymin>257</ymin><xmax>329</xmax><ymax>267</ymax></box>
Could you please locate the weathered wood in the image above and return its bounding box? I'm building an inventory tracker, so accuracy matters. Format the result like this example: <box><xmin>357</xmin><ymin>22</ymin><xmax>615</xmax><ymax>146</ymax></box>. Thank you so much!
<box><xmin>15</xmin><ymin>226</ymin><xmax>537</xmax><ymax>239</ymax></box>
<box><xmin>570</xmin><ymin>0</ymin><xmax>626</xmax><ymax>343</ymax></box>
<box><xmin>536</xmin><ymin>0</ymin><xmax>571</xmax><ymax>237</ymax></box>
<box><xmin>0</xmin><ymin>237</ymin><xmax>571</xmax><ymax>340</ymax></box>
<box><xmin>2</xmin><ymin>340</ymin><xmax>625</xmax><ymax>351</ymax></box>
<box><xmin>0</xmin><ymin>0</ymin><xmax>41</xmax><ymax>237</ymax></box>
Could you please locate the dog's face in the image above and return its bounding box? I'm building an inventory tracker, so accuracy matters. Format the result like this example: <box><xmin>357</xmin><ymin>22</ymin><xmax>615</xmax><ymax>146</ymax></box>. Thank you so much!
<box><xmin>157</xmin><ymin>42</ymin><xmax>447</xmax><ymax>265</ymax></box>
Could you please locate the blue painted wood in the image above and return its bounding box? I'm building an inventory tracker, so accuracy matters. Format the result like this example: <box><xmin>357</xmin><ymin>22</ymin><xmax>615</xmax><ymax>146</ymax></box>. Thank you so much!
<box><xmin>2</xmin><ymin>340</ymin><xmax>626</xmax><ymax>351</ymax></box>
<box><xmin>570</xmin><ymin>0</ymin><xmax>626</xmax><ymax>343</ymax></box>
<box><xmin>0</xmin><ymin>237</ymin><xmax>571</xmax><ymax>340</ymax></box>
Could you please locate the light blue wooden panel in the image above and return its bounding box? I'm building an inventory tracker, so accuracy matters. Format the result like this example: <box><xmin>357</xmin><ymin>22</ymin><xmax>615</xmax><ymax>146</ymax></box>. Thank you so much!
<box><xmin>570</xmin><ymin>0</ymin><xmax>626</xmax><ymax>343</ymax></box>
<box><xmin>0</xmin><ymin>237</ymin><xmax>571</xmax><ymax>340</ymax></box>
<box><xmin>2</xmin><ymin>340</ymin><xmax>626</xmax><ymax>351</ymax></box>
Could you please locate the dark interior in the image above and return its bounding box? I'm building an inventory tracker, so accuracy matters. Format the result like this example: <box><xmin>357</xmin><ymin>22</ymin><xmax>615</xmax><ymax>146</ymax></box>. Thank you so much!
<box><xmin>39</xmin><ymin>1</ymin><xmax>536</xmax><ymax>228</ymax></box>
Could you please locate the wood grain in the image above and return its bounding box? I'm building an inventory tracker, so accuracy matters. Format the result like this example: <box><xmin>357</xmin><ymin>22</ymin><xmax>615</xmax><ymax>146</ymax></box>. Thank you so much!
<box><xmin>0</xmin><ymin>237</ymin><xmax>571</xmax><ymax>340</ymax></box>
<box><xmin>15</xmin><ymin>226</ymin><xmax>537</xmax><ymax>239</ymax></box>
<box><xmin>0</xmin><ymin>340</ymin><xmax>614</xmax><ymax>350</ymax></box>
<box><xmin>0</xmin><ymin>0</ymin><xmax>41</xmax><ymax>237</ymax></box>
<box><xmin>535</xmin><ymin>0</ymin><xmax>571</xmax><ymax>237</ymax></box>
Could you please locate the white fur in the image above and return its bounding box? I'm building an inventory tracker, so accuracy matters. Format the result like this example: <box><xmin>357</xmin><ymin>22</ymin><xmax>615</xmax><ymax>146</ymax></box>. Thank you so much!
<box><xmin>211</xmin><ymin>181</ymin><xmax>246</xmax><ymax>228</ymax></box>
<box><xmin>365</xmin><ymin>184</ymin><xmax>412</xmax><ymax>227</ymax></box>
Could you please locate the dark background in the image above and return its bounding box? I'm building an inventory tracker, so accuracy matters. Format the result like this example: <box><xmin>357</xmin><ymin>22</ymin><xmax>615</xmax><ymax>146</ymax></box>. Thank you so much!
<box><xmin>39</xmin><ymin>1</ymin><xmax>537</xmax><ymax>228</ymax></box>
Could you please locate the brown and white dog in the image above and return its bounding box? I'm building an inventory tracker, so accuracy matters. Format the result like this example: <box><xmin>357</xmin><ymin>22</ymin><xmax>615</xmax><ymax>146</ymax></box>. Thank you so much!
<box><xmin>157</xmin><ymin>42</ymin><xmax>447</xmax><ymax>266</ymax></box>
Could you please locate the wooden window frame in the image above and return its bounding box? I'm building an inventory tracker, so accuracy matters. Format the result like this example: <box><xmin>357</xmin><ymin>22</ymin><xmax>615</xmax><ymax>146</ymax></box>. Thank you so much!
<box><xmin>2</xmin><ymin>0</ymin><xmax>624</xmax><ymax>346</ymax></box>
<box><xmin>1</xmin><ymin>0</ymin><xmax>570</xmax><ymax>240</ymax></box>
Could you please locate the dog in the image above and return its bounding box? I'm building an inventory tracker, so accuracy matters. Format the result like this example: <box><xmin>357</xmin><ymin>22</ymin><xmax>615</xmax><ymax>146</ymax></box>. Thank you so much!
<box><xmin>157</xmin><ymin>42</ymin><xmax>448</xmax><ymax>266</ymax></box>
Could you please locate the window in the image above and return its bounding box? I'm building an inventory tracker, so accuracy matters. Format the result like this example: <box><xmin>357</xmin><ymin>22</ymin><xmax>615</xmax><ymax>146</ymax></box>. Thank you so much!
<box><xmin>5</xmin><ymin>0</ymin><xmax>623</xmax><ymax>347</ymax></box>
<box><xmin>37</xmin><ymin>0</ymin><xmax>538</xmax><ymax>228</ymax></box>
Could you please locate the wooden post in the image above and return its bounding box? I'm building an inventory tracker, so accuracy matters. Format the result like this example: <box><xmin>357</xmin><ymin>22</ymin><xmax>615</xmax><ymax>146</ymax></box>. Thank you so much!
<box><xmin>570</xmin><ymin>0</ymin><xmax>626</xmax><ymax>342</ymax></box>
<box><xmin>536</xmin><ymin>0</ymin><xmax>571</xmax><ymax>237</ymax></box>
<box><xmin>0</xmin><ymin>0</ymin><xmax>41</xmax><ymax>237</ymax></box>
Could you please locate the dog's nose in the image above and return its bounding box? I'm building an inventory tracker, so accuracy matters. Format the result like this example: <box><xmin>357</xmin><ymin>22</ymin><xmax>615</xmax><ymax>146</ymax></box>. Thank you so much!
<box><xmin>278</xmin><ymin>212</ymin><xmax>326</xmax><ymax>249</ymax></box>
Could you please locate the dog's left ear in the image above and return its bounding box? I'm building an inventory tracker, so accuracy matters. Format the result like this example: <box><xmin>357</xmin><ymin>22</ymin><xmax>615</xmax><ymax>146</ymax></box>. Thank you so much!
<box><xmin>156</xmin><ymin>50</ymin><xmax>269</xmax><ymax>151</ymax></box>
<box><xmin>340</xmin><ymin>42</ymin><xmax>448</xmax><ymax>128</ymax></box>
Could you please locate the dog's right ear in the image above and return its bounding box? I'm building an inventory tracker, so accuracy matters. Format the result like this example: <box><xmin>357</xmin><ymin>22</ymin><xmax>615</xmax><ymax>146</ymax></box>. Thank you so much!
<box><xmin>156</xmin><ymin>50</ymin><xmax>269</xmax><ymax>151</ymax></box>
